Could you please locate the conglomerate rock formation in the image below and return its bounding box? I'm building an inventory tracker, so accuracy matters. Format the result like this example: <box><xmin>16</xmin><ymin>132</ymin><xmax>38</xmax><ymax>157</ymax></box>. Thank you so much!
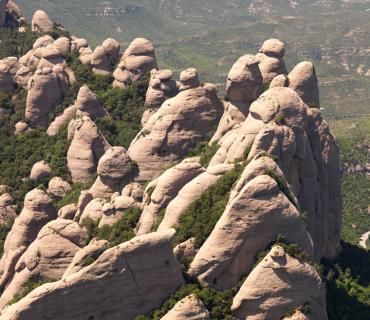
<box><xmin>0</xmin><ymin>6</ymin><xmax>343</xmax><ymax>319</ymax></box>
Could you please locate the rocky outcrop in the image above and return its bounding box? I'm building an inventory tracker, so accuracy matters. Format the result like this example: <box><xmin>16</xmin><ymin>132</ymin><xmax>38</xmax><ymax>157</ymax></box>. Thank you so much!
<box><xmin>75</xmin><ymin>85</ymin><xmax>108</xmax><ymax>119</ymax></box>
<box><xmin>288</xmin><ymin>61</ymin><xmax>320</xmax><ymax>108</ymax></box>
<box><xmin>113</xmin><ymin>38</ymin><xmax>157</xmax><ymax>88</ymax></box>
<box><xmin>14</xmin><ymin>66</ymin><xmax>32</xmax><ymax>88</ymax></box>
<box><xmin>0</xmin><ymin>229</ymin><xmax>184</xmax><ymax>320</ymax></box>
<box><xmin>188</xmin><ymin>172</ymin><xmax>314</xmax><ymax>290</ymax></box>
<box><xmin>0</xmin><ymin>0</ymin><xmax>6</xmax><ymax>27</ymax></box>
<box><xmin>0</xmin><ymin>62</ymin><xmax>14</xmax><ymax>93</ymax></box>
<box><xmin>14</xmin><ymin>121</ymin><xmax>29</xmax><ymax>134</ymax></box>
<box><xmin>284</xmin><ymin>311</ymin><xmax>310</xmax><ymax>320</ymax></box>
<box><xmin>91</xmin><ymin>38</ymin><xmax>120</xmax><ymax>75</ymax></box>
<box><xmin>0</xmin><ymin>220</ymin><xmax>87</xmax><ymax>309</ymax></box>
<box><xmin>128</xmin><ymin>72</ymin><xmax>223</xmax><ymax>181</ymax></box>
<box><xmin>29</xmin><ymin>160</ymin><xmax>52</xmax><ymax>180</ymax></box>
<box><xmin>145</xmin><ymin>69</ymin><xmax>179</xmax><ymax>107</ymax></box>
<box><xmin>122</xmin><ymin>182</ymin><xmax>144</xmax><ymax>202</ymax></box>
<box><xmin>161</xmin><ymin>294</ymin><xmax>210</xmax><ymax>320</ymax></box>
<box><xmin>98</xmin><ymin>196</ymin><xmax>138</xmax><ymax>228</ymax></box>
<box><xmin>67</xmin><ymin>116</ymin><xmax>111</xmax><ymax>183</ymax></box>
<box><xmin>256</xmin><ymin>39</ymin><xmax>287</xmax><ymax>85</ymax></box>
<box><xmin>89</xmin><ymin>147</ymin><xmax>134</xmax><ymax>199</ymax></box>
<box><xmin>0</xmin><ymin>189</ymin><xmax>57</xmax><ymax>290</ymax></box>
<box><xmin>137</xmin><ymin>158</ymin><xmax>204</xmax><ymax>235</ymax></box>
<box><xmin>158</xmin><ymin>163</ymin><xmax>233</xmax><ymax>231</ymax></box>
<box><xmin>47</xmin><ymin>177</ymin><xmax>71</xmax><ymax>199</ymax></box>
<box><xmin>0</xmin><ymin>193</ymin><xmax>16</xmax><ymax>224</ymax></box>
<box><xmin>78</xmin><ymin>197</ymin><xmax>106</xmax><ymax>224</ymax></box>
<box><xmin>31</xmin><ymin>10</ymin><xmax>54</xmax><ymax>33</ymax></box>
<box><xmin>57</xmin><ymin>204</ymin><xmax>77</xmax><ymax>220</ymax></box>
<box><xmin>53</xmin><ymin>37</ymin><xmax>71</xmax><ymax>54</ymax></box>
<box><xmin>1</xmin><ymin>0</ymin><xmax>22</xmax><ymax>27</ymax></box>
<box><xmin>25</xmin><ymin>66</ymin><xmax>70</xmax><ymax>127</ymax></box>
<box><xmin>211</xmin><ymin>54</ymin><xmax>263</xmax><ymax>143</ymax></box>
<box><xmin>231</xmin><ymin>246</ymin><xmax>328</xmax><ymax>320</ymax></box>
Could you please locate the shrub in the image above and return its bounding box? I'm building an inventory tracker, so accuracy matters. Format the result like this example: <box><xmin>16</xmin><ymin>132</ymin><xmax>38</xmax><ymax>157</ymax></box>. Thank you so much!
<box><xmin>10</xmin><ymin>279</ymin><xmax>56</xmax><ymax>305</ymax></box>
<box><xmin>175</xmin><ymin>163</ymin><xmax>244</xmax><ymax>248</ymax></box>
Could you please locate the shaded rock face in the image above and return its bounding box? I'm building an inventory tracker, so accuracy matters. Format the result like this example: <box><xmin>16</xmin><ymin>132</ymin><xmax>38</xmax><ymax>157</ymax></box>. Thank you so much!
<box><xmin>31</xmin><ymin>10</ymin><xmax>54</xmax><ymax>33</ymax></box>
<box><xmin>158</xmin><ymin>163</ymin><xmax>234</xmax><ymax>231</ymax></box>
<box><xmin>145</xmin><ymin>69</ymin><xmax>179</xmax><ymax>107</ymax></box>
<box><xmin>67</xmin><ymin>116</ymin><xmax>111</xmax><ymax>184</ymax></box>
<box><xmin>188</xmin><ymin>172</ymin><xmax>314</xmax><ymax>290</ymax></box>
<box><xmin>137</xmin><ymin>158</ymin><xmax>204</xmax><ymax>235</ymax></box>
<box><xmin>209</xmin><ymin>86</ymin><xmax>342</xmax><ymax>259</ymax></box>
<box><xmin>1</xmin><ymin>0</ymin><xmax>22</xmax><ymax>27</ymax></box>
<box><xmin>0</xmin><ymin>0</ymin><xmax>6</xmax><ymax>27</ymax></box>
<box><xmin>211</xmin><ymin>54</ymin><xmax>263</xmax><ymax>143</ymax></box>
<box><xmin>284</xmin><ymin>311</ymin><xmax>310</xmax><ymax>320</ymax></box>
<box><xmin>1</xmin><ymin>229</ymin><xmax>184</xmax><ymax>320</ymax></box>
<box><xmin>0</xmin><ymin>189</ymin><xmax>57</xmax><ymax>290</ymax></box>
<box><xmin>0</xmin><ymin>62</ymin><xmax>14</xmax><ymax>93</ymax></box>
<box><xmin>91</xmin><ymin>38</ymin><xmax>120</xmax><ymax>75</ymax></box>
<box><xmin>78</xmin><ymin>198</ymin><xmax>106</xmax><ymax>223</ymax></box>
<box><xmin>46</xmin><ymin>104</ymin><xmax>76</xmax><ymax>136</ymax></box>
<box><xmin>231</xmin><ymin>246</ymin><xmax>328</xmax><ymax>320</ymax></box>
<box><xmin>161</xmin><ymin>294</ymin><xmax>210</xmax><ymax>320</ymax></box>
<box><xmin>0</xmin><ymin>220</ymin><xmax>87</xmax><ymax>309</ymax></box>
<box><xmin>256</xmin><ymin>38</ymin><xmax>287</xmax><ymax>85</ymax></box>
<box><xmin>128</xmin><ymin>79</ymin><xmax>223</xmax><ymax>181</ymax></box>
<box><xmin>113</xmin><ymin>38</ymin><xmax>157</xmax><ymax>88</ymax></box>
<box><xmin>89</xmin><ymin>146</ymin><xmax>134</xmax><ymax>199</ymax></box>
<box><xmin>57</xmin><ymin>203</ymin><xmax>77</xmax><ymax>220</ymax></box>
<box><xmin>25</xmin><ymin>66</ymin><xmax>70</xmax><ymax>127</ymax></box>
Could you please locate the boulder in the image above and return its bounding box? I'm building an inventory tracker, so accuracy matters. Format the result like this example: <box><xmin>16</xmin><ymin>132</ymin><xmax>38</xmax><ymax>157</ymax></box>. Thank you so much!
<box><xmin>138</xmin><ymin>158</ymin><xmax>204</xmax><ymax>235</ymax></box>
<box><xmin>91</xmin><ymin>38</ymin><xmax>120</xmax><ymax>75</ymax></box>
<box><xmin>67</xmin><ymin>116</ymin><xmax>111</xmax><ymax>183</ymax></box>
<box><xmin>0</xmin><ymin>229</ymin><xmax>185</xmax><ymax>320</ymax></box>
<box><xmin>211</xmin><ymin>54</ymin><xmax>263</xmax><ymax>143</ymax></box>
<box><xmin>33</xmin><ymin>35</ymin><xmax>54</xmax><ymax>50</ymax></box>
<box><xmin>47</xmin><ymin>177</ymin><xmax>71</xmax><ymax>199</ymax></box>
<box><xmin>57</xmin><ymin>204</ymin><xmax>77</xmax><ymax>220</ymax></box>
<box><xmin>113</xmin><ymin>38</ymin><xmax>157</xmax><ymax>88</ymax></box>
<box><xmin>98</xmin><ymin>196</ymin><xmax>138</xmax><ymax>228</ymax></box>
<box><xmin>0</xmin><ymin>189</ymin><xmax>57</xmax><ymax>290</ymax></box>
<box><xmin>188</xmin><ymin>174</ymin><xmax>314</xmax><ymax>290</ymax></box>
<box><xmin>158</xmin><ymin>164</ymin><xmax>233</xmax><ymax>231</ymax></box>
<box><xmin>53</xmin><ymin>37</ymin><xmax>71</xmax><ymax>54</ymax></box>
<box><xmin>15</xmin><ymin>66</ymin><xmax>32</xmax><ymax>88</ymax></box>
<box><xmin>288</xmin><ymin>61</ymin><xmax>320</xmax><ymax>108</ymax></box>
<box><xmin>78</xmin><ymin>198</ymin><xmax>106</xmax><ymax>224</ymax></box>
<box><xmin>14</xmin><ymin>121</ymin><xmax>29</xmax><ymax>134</ymax></box>
<box><xmin>145</xmin><ymin>69</ymin><xmax>179</xmax><ymax>107</ymax></box>
<box><xmin>0</xmin><ymin>193</ymin><xmax>17</xmax><ymax>224</ymax></box>
<box><xmin>270</xmin><ymin>74</ymin><xmax>289</xmax><ymax>88</ymax></box>
<box><xmin>75</xmin><ymin>85</ymin><xmax>108</xmax><ymax>119</ymax></box>
<box><xmin>89</xmin><ymin>147</ymin><xmax>134</xmax><ymax>199</ymax></box>
<box><xmin>121</xmin><ymin>182</ymin><xmax>144</xmax><ymax>202</ymax></box>
<box><xmin>231</xmin><ymin>246</ymin><xmax>328</xmax><ymax>320</ymax></box>
<box><xmin>31</xmin><ymin>10</ymin><xmax>54</xmax><ymax>33</ymax></box>
<box><xmin>128</xmin><ymin>79</ymin><xmax>223</xmax><ymax>181</ymax></box>
<box><xmin>180</xmin><ymin>68</ymin><xmax>200</xmax><ymax>91</ymax></box>
<box><xmin>174</xmin><ymin>238</ymin><xmax>197</xmax><ymax>261</ymax></box>
<box><xmin>29</xmin><ymin>160</ymin><xmax>52</xmax><ymax>180</ymax></box>
<box><xmin>0</xmin><ymin>220</ymin><xmax>87</xmax><ymax>309</ymax></box>
<box><xmin>71</xmin><ymin>37</ymin><xmax>89</xmax><ymax>52</ymax></box>
<box><xmin>161</xmin><ymin>294</ymin><xmax>210</xmax><ymax>320</ymax></box>
<box><xmin>256</xmin><ymin>39</ymin><xmax>287</xmax><ymax>85</ymax></box>
<box><xmin>25</xmin><ymin>66</ymin><xmax>70</xmax><ymax>127</ymax></box>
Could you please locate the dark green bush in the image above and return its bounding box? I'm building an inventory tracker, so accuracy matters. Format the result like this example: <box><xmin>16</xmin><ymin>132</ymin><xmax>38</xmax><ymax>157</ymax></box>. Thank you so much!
<box><xmin>175</xmin><ymin>163</ymin><xmax>244</xmax><ymax>248</ymax></box>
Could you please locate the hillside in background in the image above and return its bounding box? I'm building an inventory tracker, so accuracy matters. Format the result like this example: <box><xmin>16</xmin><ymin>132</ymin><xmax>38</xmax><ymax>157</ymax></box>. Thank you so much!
<box><xmin>18</xmin><ymin>0</ymin><xmax>370</xmax><ymax>119</ymax></box>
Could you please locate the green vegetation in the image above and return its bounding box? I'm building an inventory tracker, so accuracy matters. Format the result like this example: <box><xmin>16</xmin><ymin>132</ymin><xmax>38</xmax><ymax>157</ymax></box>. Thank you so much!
<box><xmin>323</xmin><ymin>241</ymin><xmax>370</xmax><ymax>320</ymax></box>
<box><xmin>95</xmin><ymin>76</ymin><xmax>149</xmax><ymax>149</ymax></box>
<box><xmin>81</xmin><ymin>206</ymin><xmax>141</xmax><ymax>246</ymax></box>
<box><xmin>341</xmin><ymin>173</ymin><xmax>370</xmax><ymax>244</ymax></box>
<box><xmin>187</xmin><ymin>141</ymin><xmax>219</xmax><ymax>168</ymax></box>
<box><xmin>175</xmin><ymin>163</ymin><xmax>244</xmax><ymax>248</ymax></box>
<box><xmin>135</xmin><ymin>282</ymin><xmax>241</xmax><ymax>320</ymax></box>
<box><xmin>0</xmin><ymin>26</ymin><xmax>36</xmax><ymax>59</ymax></box>
<box><xmin>55</xmin><ymin>182</ymin><xmax>89</xmax><ymax>210</ymax></box>
<box><xmin>10</xmin><ymin>279</ymin><xmax>55</xmax><ymax>305</ymax></box>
